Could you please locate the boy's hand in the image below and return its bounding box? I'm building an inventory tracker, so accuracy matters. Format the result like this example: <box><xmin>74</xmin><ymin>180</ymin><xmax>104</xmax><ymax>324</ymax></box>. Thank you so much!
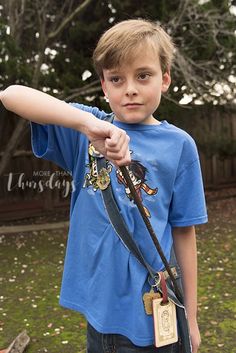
<box><xmin>189</xmin><ymin>319</ymin><xmax>201</xmax><ymax>353</ymax></box>
<box><xmin>85</xmin><ymin>119</ymin><xmax>131</xmax><ymax>167</ymax></box>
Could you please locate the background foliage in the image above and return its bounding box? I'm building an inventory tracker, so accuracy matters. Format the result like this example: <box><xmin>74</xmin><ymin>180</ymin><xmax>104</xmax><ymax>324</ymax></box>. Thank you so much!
<box><xmin>0</xmin><ymin>0</ymin><xmax>235</xmax><ymax>103</ymax></box>
<box><xmin>0</xmin><ymin>0</ymin><xmax>235</xmax><ymax>176</ymax></box>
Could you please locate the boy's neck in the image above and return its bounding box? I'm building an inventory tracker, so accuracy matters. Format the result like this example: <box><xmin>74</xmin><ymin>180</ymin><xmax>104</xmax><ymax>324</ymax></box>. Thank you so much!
<box><xmin>114</xmin><ymin>115</ymin><xmax>161</xmax><ymax>125</ymax></box>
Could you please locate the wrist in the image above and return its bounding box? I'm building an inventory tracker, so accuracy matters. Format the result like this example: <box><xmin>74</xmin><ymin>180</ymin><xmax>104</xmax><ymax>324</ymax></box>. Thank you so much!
<box><xmin>186</xmin><ymin>309</ymin><xmax>198</xmax><ymax>325</ymax></box>
<box><xmin>77</xmin><ymin>112</ymin><xmax>98</xmax><ymax>137</ymax></box>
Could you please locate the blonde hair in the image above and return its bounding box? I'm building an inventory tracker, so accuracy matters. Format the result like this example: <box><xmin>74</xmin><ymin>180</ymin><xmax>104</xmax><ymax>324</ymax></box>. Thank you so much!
<box><xmin>93</xmin><ymin>19</ymin><xmax>175</xmax><ymax>78</ymax></box>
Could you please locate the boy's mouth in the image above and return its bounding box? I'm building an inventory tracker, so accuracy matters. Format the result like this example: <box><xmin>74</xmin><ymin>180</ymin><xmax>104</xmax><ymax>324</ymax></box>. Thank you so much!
<box><xmin>123</xmin><ymin>103</ymin><xmax>143</xmax><ymax>108</ymax></box>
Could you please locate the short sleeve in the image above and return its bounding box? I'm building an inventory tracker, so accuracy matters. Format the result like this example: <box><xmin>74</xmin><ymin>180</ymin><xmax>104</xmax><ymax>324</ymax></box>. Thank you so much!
<box><xmin>168</xmin><ymin>158</ymin><xmax>208</xmax><ymax>227</ymax></box>
<box><xmin>30</xmin><ymin>103</ymin><xmax>107</xmax><ymax>173</ymax></box>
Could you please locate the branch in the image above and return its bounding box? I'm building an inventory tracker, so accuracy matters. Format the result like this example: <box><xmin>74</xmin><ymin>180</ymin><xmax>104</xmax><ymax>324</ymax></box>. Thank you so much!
<box><xmin>31</xmin><ymin>2</ymin><xmax>48</xmax><ymax>88</ymax></box>
<box><xmin>7</xmin><ymin>0</ymin><xmax>27</xmax><ymax>44</ymax></box>
<box><xmin>58</xmin><ymin>79</ymin><xmax>100</xmax><ymax>99</ymax></box>
<box><xmin>54</xmin><ymin>0</ymin><xmax>75</xmax><ymax>29</ymax></box>
<box><xmin>173</xmin><ymin>50</ymin><xmax>203</xmax><ymax>92</ymax></box>
<box><xmin>169</xmin><ymin>0</ymin><xmax>191</xmax><ymax>32</ymax></box>
<box><xmin>162</xmin><ymin>94</ymin><xmax>192</xmax><ymax>108</ymax></box>
<box><xmin>48</xmin><ymin>0</ymin><xmax>93</xmax><ymax>40</ymax></box>
<box><xmin>0</xmin><ymin>330</ymin><xmax>30</xmax><ymax>353</ymax></box>
<box><xmin>64</xmin><ymin>85</ymin><xmax>102</xmax><ymax>102</ymax></box>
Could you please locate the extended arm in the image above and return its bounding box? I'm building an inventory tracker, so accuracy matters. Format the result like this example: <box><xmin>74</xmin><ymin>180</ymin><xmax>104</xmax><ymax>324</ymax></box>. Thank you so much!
<box><xmin>172</xmin><ymin>226</ymin><xmax>201</xmax><ymax>353</ymax></box>
<box><xmin>0</xmin><ymin>85</ymin><xmax>130</xmax><ymax>166</ymax></box>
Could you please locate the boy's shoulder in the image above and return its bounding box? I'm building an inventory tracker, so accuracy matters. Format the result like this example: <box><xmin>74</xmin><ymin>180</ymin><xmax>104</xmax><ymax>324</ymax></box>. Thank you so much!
<box><xmin>162</xmin><ymin>120</ymin><xmax>196</xmax><ymax>145</ymax></box>
<box><xmin>161</xmin><ymin>121</ymin><xmax>199</xmax><ymax>164</ymax></box>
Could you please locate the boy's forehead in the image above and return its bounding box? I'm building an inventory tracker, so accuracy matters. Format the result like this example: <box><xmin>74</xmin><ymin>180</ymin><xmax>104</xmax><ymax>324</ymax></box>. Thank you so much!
<box><xmin>128</xmin><ymin>42</ymin><xmax>158</xmax><ymax>61</ymax></box>
<box><xmin>103</xmin><ymin>46</ymin><xmax>161</xmax><ymax>74</ymax></box>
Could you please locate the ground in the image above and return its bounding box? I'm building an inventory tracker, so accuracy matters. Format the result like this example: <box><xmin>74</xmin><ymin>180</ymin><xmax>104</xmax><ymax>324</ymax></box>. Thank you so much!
<box><xmin>0</xmin><ymin>188</ymin><xmax>235</xmax><ymax>353</ymax></box>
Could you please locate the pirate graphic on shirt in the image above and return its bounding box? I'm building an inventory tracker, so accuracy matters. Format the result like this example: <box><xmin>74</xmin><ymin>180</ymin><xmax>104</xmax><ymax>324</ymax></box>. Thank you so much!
<box><xmin>116</xmin><ymin>159</ymin><xmax>158</xmax><ymax>217</ymax></box>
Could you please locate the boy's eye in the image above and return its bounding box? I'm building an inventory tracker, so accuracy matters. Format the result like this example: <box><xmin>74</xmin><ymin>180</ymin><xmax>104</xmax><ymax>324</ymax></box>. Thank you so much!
<box><xmin>138</xmin><ymin>73</ymin><xmax>151</xmax><ymax>80</ymax></box>
<box><xmin>110</xmin><ymin>76</ymin><xmax>122</xmax><ymax>83</ymax></box>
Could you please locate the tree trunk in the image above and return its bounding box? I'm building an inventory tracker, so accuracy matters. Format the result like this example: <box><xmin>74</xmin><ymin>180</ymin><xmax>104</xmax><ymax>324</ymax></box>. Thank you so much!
<box><xmin>0</xmin><ymin>119</ymin><xmax>28</xmax><ymax>176</ymax></box>
<box><xmin>0</xmin><ymin>0</ymin><xmax>93</xmax><ymax>177</ymax></box>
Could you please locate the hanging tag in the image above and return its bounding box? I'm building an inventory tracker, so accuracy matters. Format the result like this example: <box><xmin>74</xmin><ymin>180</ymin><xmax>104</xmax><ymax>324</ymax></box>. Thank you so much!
<box><xmin>152</xmin><ymin>298</ymin><xmax>178</xmax><ymax>347</ymax></box>
<box><xmin>152</xmin><ymin>272</ymin><xmax>178</xmax><ymax>348</ymax></box>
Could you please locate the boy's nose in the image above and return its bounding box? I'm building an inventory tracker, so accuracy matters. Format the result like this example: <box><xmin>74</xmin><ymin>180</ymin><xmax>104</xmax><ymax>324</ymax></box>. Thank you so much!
<box><xmin>125</xmin><ymin>81</ymin><xmax>138</xmax><ymax>96</ymax></box>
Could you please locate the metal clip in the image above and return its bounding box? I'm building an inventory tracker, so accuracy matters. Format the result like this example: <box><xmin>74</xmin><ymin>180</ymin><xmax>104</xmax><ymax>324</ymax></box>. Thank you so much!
<box><xmin>148</xmin><ymin>273</ymin><xmax>161</xmax><ymax>289</ymax></box>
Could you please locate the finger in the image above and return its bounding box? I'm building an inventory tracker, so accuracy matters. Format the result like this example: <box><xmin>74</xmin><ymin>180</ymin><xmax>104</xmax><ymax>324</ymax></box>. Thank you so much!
<box><xmin>106</xmin><ymin>127</ymin><xmax>127</xmax><ymax>149</ymax></box>
<box><xmin>106</xmin><ymin>134</ymin><xmax>129</xmax><ymax>155</ymax></box>
<box><xmin>106</xmin><ymin>149</ymin><xmax>131</xmax><ymax>167</ymax></box>
<box><xmin>111</xmin><ymin>154</ymin><xmax>131</xmax><ymax>168</ymax></box>
<box><xmin>106</xmin><ymin>135</ymin><xmax>130</xmax><ymax>163</ymax></box>
<box><xmin>116</xmin><ymin>135</ymin><xmax>130</xmax><ymax>160</ymax></box>
<box><xmin>116</xmin><ymin>150</ymin><xmax>131</xmax><ymax>167</ymax></box>
<box><xmin>105</xmin><ymin>128</ymin><xmax>130</xmax><ymax>157</ymax></box>
<box><xmin>106</xmin><ymin>149</ymin><xmax>129</xmax><ymax>163</ymax></box>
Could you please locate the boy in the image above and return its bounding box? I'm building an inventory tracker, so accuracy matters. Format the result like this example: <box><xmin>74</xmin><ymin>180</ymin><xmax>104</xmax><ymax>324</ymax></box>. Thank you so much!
<box><xmin>0</xmin><ymin>19</ymin><xmax>207</xmax><ymax>353</ymax></box>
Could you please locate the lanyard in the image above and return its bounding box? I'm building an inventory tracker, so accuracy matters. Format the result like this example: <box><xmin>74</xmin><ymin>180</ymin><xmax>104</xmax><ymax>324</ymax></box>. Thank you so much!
<box><xmin>97</xmin><ymin>157</ymin><xmax>182</xmax><ymax>300</ymax></box>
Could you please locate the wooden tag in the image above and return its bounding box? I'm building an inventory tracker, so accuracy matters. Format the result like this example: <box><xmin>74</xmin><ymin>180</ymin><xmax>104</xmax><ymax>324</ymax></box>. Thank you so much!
<box><xmin>143</xmin><ymin>289</ymin><xmax>161</xmax><ymax>315</ymax></box>
<box><xmin>152</xmin><ymin>298</ymin><xmax>178</xmax><ymax>347</ymax></box>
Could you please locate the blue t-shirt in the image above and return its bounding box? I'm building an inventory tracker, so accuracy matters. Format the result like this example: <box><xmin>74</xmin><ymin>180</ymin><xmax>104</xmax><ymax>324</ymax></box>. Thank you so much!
<box><xmin>31</xmin><ymin>103</ymin><xmax>208</xmax><ymax>346</ymax></box>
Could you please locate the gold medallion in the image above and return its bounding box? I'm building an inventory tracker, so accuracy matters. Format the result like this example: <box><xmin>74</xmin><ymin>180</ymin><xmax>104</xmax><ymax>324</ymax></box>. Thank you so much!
<box><xmin>143</xmin><ymin>288</ymin><xmax>161</xmax><ymax>315</ymax></box>
<box><xmin>97</xmin><ymin>167</ymin><xmax>111</xmax><ymax>190</ymax></box>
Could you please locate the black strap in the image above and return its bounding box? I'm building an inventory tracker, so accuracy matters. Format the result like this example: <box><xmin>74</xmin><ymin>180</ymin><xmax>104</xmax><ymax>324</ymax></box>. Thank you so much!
<box><xmin>97</xmin><ymin>158</ymin><xmax>157</xmax><ymax>281</ymax></box>
<box><xmin>97</xmin><ymin>156</ymin><xmax>185</xmax><ymax>306</ymax></box>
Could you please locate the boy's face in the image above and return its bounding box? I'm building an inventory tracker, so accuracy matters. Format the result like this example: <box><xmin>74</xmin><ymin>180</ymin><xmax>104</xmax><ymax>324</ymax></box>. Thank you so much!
<box><xmin>101</xmin><ymin>47</ymin><xmax>171</xmax><ymax>125</ymax></box>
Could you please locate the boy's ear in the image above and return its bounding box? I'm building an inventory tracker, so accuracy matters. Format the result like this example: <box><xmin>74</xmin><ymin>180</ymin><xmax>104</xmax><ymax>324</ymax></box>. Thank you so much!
<box><xmin>161</xmin><ymin>71</ymin><xmax>171</xmax><ymax>93</ymax></box>
<box><xmin>101</xmin><ymin>79</ymin><xmax>107</xmax><ymax>97</ymax></box>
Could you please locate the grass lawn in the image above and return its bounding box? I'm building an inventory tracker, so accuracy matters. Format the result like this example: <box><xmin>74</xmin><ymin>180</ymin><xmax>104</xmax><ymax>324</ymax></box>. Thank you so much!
<box><xmin>0</xmin><ymin>192</ymin><xmax>235</xmax><ymax>353</ymax></box>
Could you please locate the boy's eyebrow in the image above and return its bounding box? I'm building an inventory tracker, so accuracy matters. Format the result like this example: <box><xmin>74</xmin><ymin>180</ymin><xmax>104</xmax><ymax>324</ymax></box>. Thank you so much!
<box><xmin>105</xmin><ymin>69</ymin><xmax>120</xmax><ymax>75</ymax></box>
<box><xmin>135</xmin><ymin>66</ymin><xmax>156</xmax><ymax>72</ymax></box>
<box><xmin>105</xmin><ymin>66</ymin><xmax>157</xmax><ymax>75</ymax></box>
